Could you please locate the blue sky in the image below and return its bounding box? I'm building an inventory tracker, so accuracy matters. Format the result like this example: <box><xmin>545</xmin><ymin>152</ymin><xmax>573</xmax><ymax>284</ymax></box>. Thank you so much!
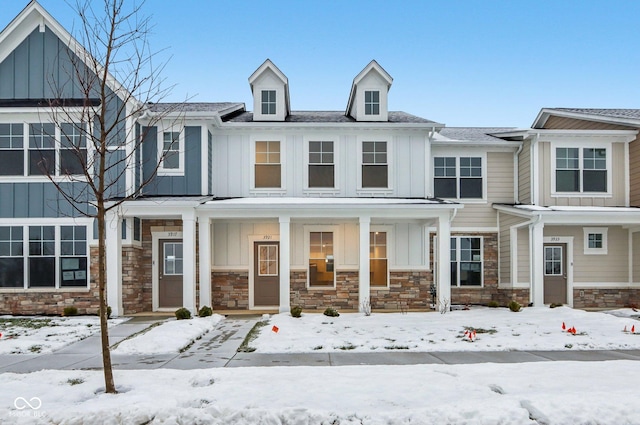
<box><xmin>1</xmin><ymin>0</ymin><xmax>640</xmax><ymax>127</ymax></box>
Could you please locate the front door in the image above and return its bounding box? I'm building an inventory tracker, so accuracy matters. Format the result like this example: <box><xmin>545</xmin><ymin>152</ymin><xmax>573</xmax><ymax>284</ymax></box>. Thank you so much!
<box><xmin>543</xmin><ymin>243</ymin><xmax>567</xmax><ymax>304</ymax></box>
<box><xmin>254</xmin><ymin>242</ymin><xmax>279</xmax><ymax>307</ymax></box>
<box><xmin>159</xmin><ymin>239</ymin><xmax>183</xmax><ymax>308</ymax></box>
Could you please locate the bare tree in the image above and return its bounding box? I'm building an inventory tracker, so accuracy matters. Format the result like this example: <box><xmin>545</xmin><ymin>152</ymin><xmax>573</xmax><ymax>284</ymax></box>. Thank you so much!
<box><xmin>39</xmin><ymin>0</ymin><xmax>183</xmax><ymax>393</ymax></box>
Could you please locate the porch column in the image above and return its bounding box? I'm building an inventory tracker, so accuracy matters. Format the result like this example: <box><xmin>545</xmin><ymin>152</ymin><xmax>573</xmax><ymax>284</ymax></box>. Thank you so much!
<box><xmin>279</xmin><ymin>216</ymin><xmax>291</xmax><ymax>313</ymax></box>
<box><xmin>105</xmin><ymin>210</ymin><xmax>122</xmax><ymax>317</ymax></box>
<box><xmin>530</xmin><ymin>219</ymin><xmax>545</xmax><ymax>307</ymax></box>
<box><xmin>359</xmin><ymin>216</ymin><xmax>371</xmax><ymax>311</ymax></box>
<box><xmin>436</xmin><ymin>213</ymin><xmax>451</xmax><ymax>310</ymax></box>
<box><xmin>182</xmin><ymin>210</ymin><xmax>197</xmax><ymax>313</ymax></box>
<box><xmin>198</xmin><ymin>217</ymin><xmax>212</xmax><ymax>308</ymax></box>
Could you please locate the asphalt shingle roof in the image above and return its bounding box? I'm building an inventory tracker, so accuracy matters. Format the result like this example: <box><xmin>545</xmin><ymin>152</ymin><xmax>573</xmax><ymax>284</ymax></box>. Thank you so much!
<box><xmin>439</xmin><ymin>127</ymin><xmax>517</xmax><ymax>142</ymax></box>
<box><xmin>224</xmin><ymin>111</ymin><xmax>438</xmax><ymax>124</ymax></box>
<box><xmin>148</xmin><ymin>102</ymin><xmax>243</xmax><ymax>113</ymax></box>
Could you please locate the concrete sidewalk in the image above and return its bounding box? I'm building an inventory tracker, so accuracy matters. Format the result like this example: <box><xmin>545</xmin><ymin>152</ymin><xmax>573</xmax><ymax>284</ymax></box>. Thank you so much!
<box><xmin>2</xmin><ymin>315</ymin><xmax>640</xmax><ymax>373</ymax></box>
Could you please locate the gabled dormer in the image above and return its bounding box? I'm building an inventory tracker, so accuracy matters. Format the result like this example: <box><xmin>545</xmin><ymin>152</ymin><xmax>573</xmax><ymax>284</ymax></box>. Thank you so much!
<box><xmin>248</xmin><ymin>59</ymin><xmax>290</xmax><ymax>122</ymax></box>
<box><xmin>345</xmin><ymin>60</ymin><xmax>393</xmax><ymax>122</ymax></box>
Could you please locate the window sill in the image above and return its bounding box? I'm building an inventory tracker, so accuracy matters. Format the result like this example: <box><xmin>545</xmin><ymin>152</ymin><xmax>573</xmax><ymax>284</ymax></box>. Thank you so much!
<box><xmin>304</xmin><ymin>189</ymin><xmax>340</xmax><ymax>195</ymax></box>
<box><xmin>157</xmin><ymin>170</ymin><xmax>185</xmax><ymax>177</ymax></box>
<box><xmin>451</xmin><ymin>286</ymin><xmax>484</xmax><ymax>289</ymax></box>
<box><xmin>249</xmin><ymin>189</ymin><xmax>287</xmax><ymax>196</ymax></box>
<box><xmin>0</xmin><ymin>175</ymin><xmax>89</xmax><ymax>183</ymax></box>
<box><xmin>0</xmin><ymin>287</ymin><xmax>91</xmax><ymax>293</ymax></box>
<box><xmin>307</xmin><ymin>285</ymin><xmax>337</xmax><ymax>290</ymax></box>
<box><xmin>356</xmin><ymin>189</ymin><xmax>394</xmax><ymax>196</ymax></box>
<box><xmin>584</xmin><ymin>250</ymin><xmax>608</xmax><ymax>255</ymax></box>
<box><xmin>551</xmin><ymin>192</ymin><xmax>612</xmax><ymax>198</ymax></box>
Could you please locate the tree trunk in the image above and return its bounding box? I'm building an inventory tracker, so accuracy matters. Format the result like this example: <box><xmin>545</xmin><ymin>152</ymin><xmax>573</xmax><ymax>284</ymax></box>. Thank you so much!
<box><xmin>98</xmin><ymin>201</ymin><xmax>116</xmax><ymax>393</ymax></box>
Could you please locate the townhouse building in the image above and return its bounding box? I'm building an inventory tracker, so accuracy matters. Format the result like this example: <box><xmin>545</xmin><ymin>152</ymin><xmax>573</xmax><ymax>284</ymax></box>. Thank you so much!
<box><xmin>0</xmin><ymin>2</ymin><xmax>638</xmax><ymax>316</ymax></box>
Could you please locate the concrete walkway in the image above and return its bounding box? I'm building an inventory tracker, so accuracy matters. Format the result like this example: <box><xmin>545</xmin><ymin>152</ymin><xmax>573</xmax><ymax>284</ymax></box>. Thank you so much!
<box><xmin>2</xmin><ymin>315</ymin><xmax>640</xmax><ymax>373</ymax></box>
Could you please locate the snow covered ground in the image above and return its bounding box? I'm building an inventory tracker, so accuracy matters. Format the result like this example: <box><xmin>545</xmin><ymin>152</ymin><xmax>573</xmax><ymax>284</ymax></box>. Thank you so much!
<box><xmin>112</xmin><ymin>314</ymin><xmax>224</xmax><ymax>355</ymax></box>
<box><xmin>1</xmin><ymin>361</ymin><xmax>639</xmax><ymax>424</ymax></box>
<box><xmin>0</xmin><ymin>316</ymin><xmax>126</xmax><ymax>355</ymax></box>
<box><xmin>252</xmin><ymin>307</ymin><xmax>640</xmax><ymax>353</ymax></box>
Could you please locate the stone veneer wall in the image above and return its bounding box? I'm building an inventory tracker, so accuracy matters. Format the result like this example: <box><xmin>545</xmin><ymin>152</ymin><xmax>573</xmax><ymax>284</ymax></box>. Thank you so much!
<box><xmin>370</xmin><ymin>271</ymin><xmax>432</xmax><ymax>310</ymax></box>
<box><xmin>496</xmin><ymin>288</ymin><xmax>530</xmax><ymax>307</ymax></box>
<box><xmin>573</xmin><ymin>288</ymin><xmax>639</xmax><ymax>309</ymax></box>
<box><xmin>212</xmin><ymin>271</ymin><xmax>249</xmax><ymax>309</ymax></box>
<box><xmin>290</xmin><ymin>271</ymin><xmax>359</xmax><ymax>310</ymax></box>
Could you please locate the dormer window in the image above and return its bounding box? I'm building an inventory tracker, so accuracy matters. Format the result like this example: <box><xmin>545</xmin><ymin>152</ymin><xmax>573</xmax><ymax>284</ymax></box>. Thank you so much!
<box><xmin>365</xmin><ymin>91</ymin><xmax>380</xmax><ymax>115</ymax></box>
<box><xmin>261</xmin><ymin>90</ymin><xmax>276</xmax><ymax>115</ymax></box>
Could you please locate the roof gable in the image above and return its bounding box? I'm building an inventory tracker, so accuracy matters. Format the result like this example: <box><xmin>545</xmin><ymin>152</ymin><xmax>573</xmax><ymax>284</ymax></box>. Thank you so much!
<box><xmin>346</xmin><ymin>60</ymin><xmax>393</xmax><ymax>117</ymax></box>
<box><xmin>248</xmin><ymin>59</ymin><xmax>290</xmax><ymax>120</ymax></box>
<box><xmin>533</xmin><ymin>108</ymin><xmax>640</xmax><ymax>129</ymax></box>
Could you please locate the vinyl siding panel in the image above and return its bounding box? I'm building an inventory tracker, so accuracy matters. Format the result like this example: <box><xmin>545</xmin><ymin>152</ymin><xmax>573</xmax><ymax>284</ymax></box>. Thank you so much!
<box><xmin>539</xmin><ymin>141</ymin><xmax>626</xmax><ymax>206</ymax></box>
<box><xmin>633</xmin><ymin>232</ymin><xmax>640</xmax><ymax>283</ymax></box>
<box><xmin>544</xmin><ymin>225</ymin><xmax>628</xmax><ymax>283</ymax></box>
<box><xmin>498</xmin><ymin>213</ymin><xmax>530</xmax><ymax>286</ymax></box>
<box><xmin>542</xmin><ymin>116</ymin><xmax>631</xmax><ymax>130</ymax></box>
<box><xmin>0</xmin><ymin>182</ymin><xmax>91</xmax><ymax>218</ymax></box>
<box><xmin>629</xmin><ymin>136</ymin><xmax>640</xmax><ymax>206</ymax></box>
<box><xmin>517</xmin><ymin>227</ymin><xmax>530</xmax><ymax>284</ymax></box>
<box><xmin>452</xmin><ymin>151</ymin><xmax>514</xmax><ymax>229</ymax></box>
<box><xmin>518</xmin><ymin>140</ymin><xmax>531</xmax><ymax>204</ymax></box>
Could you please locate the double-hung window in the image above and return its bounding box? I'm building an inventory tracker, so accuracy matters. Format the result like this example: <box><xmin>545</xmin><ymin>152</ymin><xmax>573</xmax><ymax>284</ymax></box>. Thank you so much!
<box><xmin>29</xmin><ymin>124</ymin><xmax>56</xmax><ymax>176</ymax></box>
<box><xmin>555</xmin><ymin>147</ymin><xmax>607</xmax><ymax>193</ymax></box>
<box><xmin>362</xmin><ymin>141</ymin><xmax>387</xmax><ymax>188</ymax></box>
<box><xmin>309</xmin><ymin>232</ymin><xmax>334</xmax><ymax>287</ymax></box>
<box><xmin>370</xmin><ymin>231</ymin><xmax>388</xmax><ymax>287</ymax></box>
<box><xmin>308</xmin><ymin>141</ymin><xmax>334</xmax><ymax>188</ymax></box>
<box><xmin>261</xmin><ymin>90</ymin><xmax>276</xmax><ymax>115</ymax></box>
<box><xmin>255</xmin><ymin>141</ymin><xmax>281</xmax><ymax>188</ymax></box>
<box><xmin>450</xmin><ymin>236</ymin><xmax>482</xmax><ymax>287</ymax></box>
<box><xmin>434</xmin><ymin>157</ymin><xmax>483</xmax><ymax>199</ymax></box>
<box><xmin>159</xmin><ymin>131</ymin><xmax>182</xmax><ymax>174</ymax></box>
<box><xmin>0</xmin><ymin>226</ymin><xmax>24</xmax><ymax>288</ymax></box>
<box><xmin>0</xmin><ymin>124</ymin><xmax>24</xmax><ymax>175</ymax></box>
<box><xmin>364</xmin><ymin>90</ymin><xmax>380</xmax><ymax>115</ymax></box>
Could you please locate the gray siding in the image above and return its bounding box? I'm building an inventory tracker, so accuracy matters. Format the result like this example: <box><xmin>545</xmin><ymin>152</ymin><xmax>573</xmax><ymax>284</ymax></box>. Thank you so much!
<box><xmin>0</xmin><ymin>182</ymin><xmax>92</xmax><ymax>218</ymax></box>
<box><xmin>142</xmin><ymin>125</ymin><xmax>202</xmax><ymax>196</ymax></box>
<box><xmin>208</xmin><ymin>130</ymin><xmax>213</xmax><ymax>195</ymax></box>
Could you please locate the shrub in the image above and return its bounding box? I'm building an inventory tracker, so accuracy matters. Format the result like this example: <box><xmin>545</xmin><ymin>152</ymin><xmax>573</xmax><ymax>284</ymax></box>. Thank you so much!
<box><xmin>198</xmin><ymin>306</ymin><xmax>213</xmax><ymax>317</ymax></box>
<box><xmin>508</xmin><ymin>301</ymin><xmax>521</xmax><ymax>312</ymax></box>
<box><xmin>323</xmin><ymin>307</ymin><xmax>340</xmax><ymax>317</ymax></box>
<box><xmin>175</xmin><ymin>307</ymin><xmax>192</xmax><ymax>320</ymax></box>
<box><xmin>291</xmin><ymin>306</ymin><xmax>303</xmax><ymax>318</ymax></box>
<box><xmin>487</xmin><ymin>301</ymin><xmax>500</xmax><ymax>308</ymax></box>
<box><xmin>63</xmin><ymin>306</ymin><xmax>78</xmax><ymax>316</ymax></box>
<box><xmin>106</xmin><ymin>305</ymin><xmax>112</xmax><ymax>319</ymax></box>
<box><xmin>550</xmin><ymin>303</ymin><xmax>563</xmax><ymax>309</ymax></box>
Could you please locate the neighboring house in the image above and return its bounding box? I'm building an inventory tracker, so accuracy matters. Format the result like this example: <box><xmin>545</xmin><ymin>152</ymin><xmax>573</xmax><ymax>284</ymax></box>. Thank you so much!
<box><xmin>0</xmin><ymin>2</ymin><xmax>638</xmax><ymax>316</ymax></box>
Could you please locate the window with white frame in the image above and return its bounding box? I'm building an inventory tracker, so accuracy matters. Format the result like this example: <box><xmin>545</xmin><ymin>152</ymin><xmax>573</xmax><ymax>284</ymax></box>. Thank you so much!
<box><xmin>364</xmin><ymin>90</ymin><xmax>380</xmax><ymax>115</ymax></box>
<box><xmin>0</xmin><ymin>226</ymin><xmax>24</xmax><ymax>288</ymax></box>
<box><xmin>159</xmin><ymin>130</ymin><xmax>183</xmax><ymax>174</ymax></box>
<box><xmin>583</xmin><ymin>227</ymin><xmax>608</xmax><ymax>255</ymax></box>
<box><xmin>0</xmin><ymin>124</ymin><xmax>24</xmax><ymax>176</ymax></box>
<box><xmin>362</xmin><ymin>141</ymin><xmax>387</xmax><ymax>188</ymax></box>
<box><xmin>261</xmin><ymin>90</ymin><xmax>276</xmax><ymax>115</ymax></box>
<box><xmin>308</xmin><ymin>141</ymin><xmax>334</xmax><ymax>188</ymax></box>
<box><xmin>450</xmin><ymin>236</ymin><xmax>482</xmax><ymax>286</ymax></box>
<box><xmin>370</xmin><ymin>231</ymin><xmax>388</xmax><ymax>287</ymax></box>
<box><xmin>555</xmin><ymin>147</ymin><xmax>607</xmax><ymax>193</ymax></box>
<box><xmin>255</xmin><ymin>141</ymin><xmax>281</xmax><ymax>188</ymax></box>
<box><xmin>434</xmin><ymin>156</ymin><xmax>483</xmax><ymax>199</ymax></box>
<box><xmin>59</xmin><ymin>123</ymin><xmax>87</xmax><ymax>176</ymax></box>
<box><xmin>29</xmin><ymin>124</ymin><xmax>56</xmax><ymax>176</ymax></box>
<box><xmin>309</xmin><ymin>231</ymin><xmax>334</xmax><ymax>287</ymax></box>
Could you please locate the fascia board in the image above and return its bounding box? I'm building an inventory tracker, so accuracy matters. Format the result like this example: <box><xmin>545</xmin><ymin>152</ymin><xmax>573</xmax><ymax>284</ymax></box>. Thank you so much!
<box><xmin>534</xmin><ymin>108</ymin><xmax>640</xmax><ymax>129</ymax></box>
<box><xmin>217</xmin><ymin>122</ymin><xmax>443</xmax><ymax>131</ymax></box>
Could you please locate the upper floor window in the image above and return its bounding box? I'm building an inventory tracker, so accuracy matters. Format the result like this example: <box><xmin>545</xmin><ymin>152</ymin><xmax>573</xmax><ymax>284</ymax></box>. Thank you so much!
<box><xmin>255</xmin><ymin>141</ymin><xmax>281</xmax><ymax>188</ymax></box>
<box><xmin>309</xmin><ymin>141</ymin><xmax>334</xmax><ymax>188</ymax></box>
<box><xmin>159</xmin><ymin>131</ymin><xmax>182</xmax><ymax>174</ymax></box>
<box><xmin>309</xmin><ymin>231</ymin><xmax>334</xmax><ymax>288</ymax></box>
<box><xmin>434</xmin><ymin>156</ymin><xmax>483</xmax><ymax>199</ymax></box>
<box><xmin>60</xmin><ymin>123</ymin><xmax>87</xmax><ymax>175</ymax></box>
<box><xmin>362</xmin><ymin>141</ymin><xmax>387</xmax><ymax>188</ymax></box>
<box><xmin>261</xmin><ymin>90</ymin><xmax>276</xmax><ymax>115</ymax></box>
<box><xmin>450</xmin><ymin>236</ymin><xmax>482</xmax><ymax>287</ymax></box>
<box><xmin>556</xmin><ymin>147</ymin><xmax>607</xmax><ymax>193</ymax></box>
<box><xmin>0</xmin><ymin>124</ymin><xmax>24</xmax><ymax>176</ymax></box>
<box><xmin>364</xmin><ymin>90</ymin><xmax>380</xmax><ymax>115</ymax></box>
<box><xmin>29</xmin><ymin>123</ymin><xmax>56</xmax><ymax>176</ymax></box>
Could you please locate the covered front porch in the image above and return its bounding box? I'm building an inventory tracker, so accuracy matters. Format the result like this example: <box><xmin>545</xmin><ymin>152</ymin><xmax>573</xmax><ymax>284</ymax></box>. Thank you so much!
<box><xmin>105</xmin><ymin>197</ymin><xmax>461</xmax><ymax>316</ymax></box>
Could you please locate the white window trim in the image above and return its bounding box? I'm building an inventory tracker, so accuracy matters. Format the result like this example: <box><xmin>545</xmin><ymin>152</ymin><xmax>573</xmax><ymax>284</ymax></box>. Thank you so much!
<box><xmin>157</xmin><ymin>126</ymin><xmax>185</xmax><ymax>176</ymax></box>
<box><xmin>0</xmin><ymin>219</ymin><xmax>92</xmax><ymax>291</ymax></box>
<box><xmin>260</xmin><ymin>89</ymin><xmax>277</xmax><ymax>116</ymax></box>
<box><xmin>304</xmin><ymin>225</ymin><xmax>340</xmax><ymax>290</ymax></box>
<box><xmin>0</xmin><ymin>120</ymin><xmax>92</xmax><ymax>182</ymax></box>
<box><xmin>583</xmin><ymin>227</ymin><xmax>608</xmax><ymax>255</ymax></box>
<box><xmin>364</xmin><ymin>90</ymin><xmax>380</xmax><ymax>116</ymax></box>
<box><xmin>550</xmin><ymin>141</ymin><xmax>612</xmax><ymax>197</ymax></box>
<box><xmin>303</xmin><ymin>136</ymin><xmax>340</xmax><ymax>194</ymax></box>
<box><xmin>357</xmin><ymin>137</ymin><xmax>394</xmax><ymax>194</ymax></box>
<box><xmin>250</xmin><ymin>135</ymin><xmax>286</xmax><ymax>194</ymax></box>
<box><xmin>450</xmin><ymin>235</ymin><xmax>484</xmax><ymax>288</ymax></box>
<box><xmin>432</xmin><ymin>152</ymin><xmax>487</xmax><ymax>202</ymax></box>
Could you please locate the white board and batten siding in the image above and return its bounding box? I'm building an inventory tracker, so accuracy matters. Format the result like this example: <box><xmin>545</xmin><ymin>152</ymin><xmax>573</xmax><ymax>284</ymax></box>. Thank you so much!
<box><xmin>211</xmin><ymin>132</ymin><xmax>428</xmax><ymax>198</ymax></box>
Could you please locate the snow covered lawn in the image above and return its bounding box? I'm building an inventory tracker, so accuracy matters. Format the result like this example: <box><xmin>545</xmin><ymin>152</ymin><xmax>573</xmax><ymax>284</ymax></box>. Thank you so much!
<box><xmin>0</xmin><ymin>316</ymin><xmax>126</xmax><ymax>355</ymax></box>
<box><xmin>1</xmin><ymin>361</ymin><xmax>639</xmax><ymax>424</ymax></box>
<box><xmin>112</xmin><ymin>315</ymin><xmax>224</xmax><ymax>355</ymax></box>
<box><xmin>252</xmin><ymin>307</ymin><xmax>640</xmax><ymax>353</ymax></box>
